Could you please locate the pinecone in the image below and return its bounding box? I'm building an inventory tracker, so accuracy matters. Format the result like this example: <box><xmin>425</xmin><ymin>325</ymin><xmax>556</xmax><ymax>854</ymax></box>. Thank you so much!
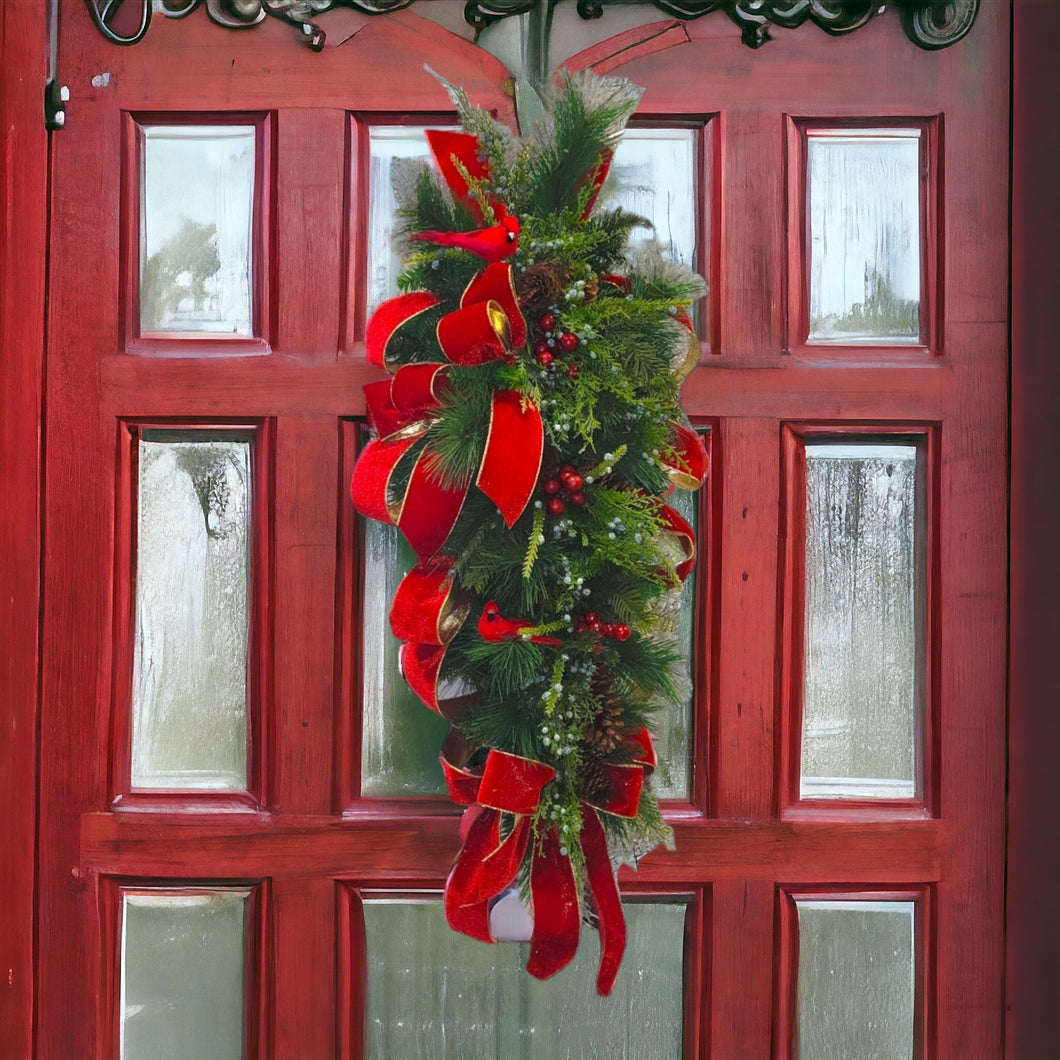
<box><xmin>516</xmin><ymin>261</ymin><xmax>569</xmax><ymax>318</ymax></box>
<box><xmin>582</xmin><ymin>274</ymin><xmax>599</xmax><ymax>303</ymax></box>
<box><xmin>578</xmin><ymin>755</ymin><xmax>614</xmax><ymax>804</ymax></box>
<box><xmin>584</xmin><ymin>670</ymin><xmax>625</xmax><ymax>754</ymax></box>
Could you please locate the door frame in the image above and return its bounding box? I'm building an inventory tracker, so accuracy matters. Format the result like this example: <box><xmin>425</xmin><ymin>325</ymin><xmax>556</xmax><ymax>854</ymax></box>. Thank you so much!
<box><xmin>0</xmin><ymin>2</ymin><xmax>49</xmax><ymax>1054</ymax></box>
<box><xmin>2</xmin><ymin>2</ymin><xmax>1057</xmax><ymax>1055</ymax></box>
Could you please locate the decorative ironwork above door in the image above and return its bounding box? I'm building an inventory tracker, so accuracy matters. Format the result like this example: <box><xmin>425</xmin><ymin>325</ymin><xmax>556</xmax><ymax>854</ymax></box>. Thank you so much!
<box><xmin>85</xmin><ymin>0</ymin><xmax>980</xmax><ymax>52</ymax></box>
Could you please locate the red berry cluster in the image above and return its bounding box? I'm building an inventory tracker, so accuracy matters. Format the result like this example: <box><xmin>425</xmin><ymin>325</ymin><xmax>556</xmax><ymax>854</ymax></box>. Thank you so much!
<box><xmin>574</xmin><ymin>611</ymin><xmax>631</xmax><ymax>641</ymax></box>
<box><xmin>543</xmin><ymin>464</ymin><xmax>585</xmax><ymax>515</ymax></box>
<box><xmin>534</xmin><ymin>312</ymin><xmax>579</xmax><ymax>378</ymax></box>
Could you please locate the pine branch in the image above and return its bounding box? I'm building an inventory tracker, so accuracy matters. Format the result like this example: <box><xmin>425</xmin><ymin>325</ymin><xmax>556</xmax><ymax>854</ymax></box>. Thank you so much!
<box><xmin>523</xmin><ymin>505</ymin><xmax>546</xmax><ymax>579</ymax></box>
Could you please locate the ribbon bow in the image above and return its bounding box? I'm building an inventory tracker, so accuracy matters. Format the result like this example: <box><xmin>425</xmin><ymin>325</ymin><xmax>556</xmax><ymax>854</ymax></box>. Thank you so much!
<box><xmin>439</xmin><ymin>729</ymin><xmax>658</xmax><ymax>996</ymax></box>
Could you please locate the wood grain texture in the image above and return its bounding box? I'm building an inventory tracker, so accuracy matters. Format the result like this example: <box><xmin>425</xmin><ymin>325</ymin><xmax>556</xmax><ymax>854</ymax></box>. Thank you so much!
<box><xmin>1008</xmin><ymin>3</ymin><xmax>1060</xmax><ymax>1056</ymax></box>
<box><xmin>0</xmin><ymin>3</ymin><xmax>47</xmax><ymax>1056</ymax></box>
<box><xmin>276</xmin><ymin>110</ymin><xmax>345</xmax><ymax>358</ymax></box>
<box><xmin>272</xmin><ymin>417</ymin><xmax>339</xmax><ymax>814</ymax></box>
<box><xmin>711</xmin><ymin>879</ymin><xmax>776</xmax><ymax>1058</ymax></box>
<box><xmin>712</xmin><ymin>417</ymin><xmax>779</xmax><ymax>819</ymax></box>
<box><xmin>271</xmin><ymin>876</ymin><xmax>337</xmax><ymax>1056</ymax></box>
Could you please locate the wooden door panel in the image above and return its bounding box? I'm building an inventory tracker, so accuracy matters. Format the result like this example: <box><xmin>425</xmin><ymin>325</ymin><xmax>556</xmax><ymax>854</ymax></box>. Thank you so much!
<box><xmin>39</xmin><ymin>2</ymin><xmax>1008</xmax><ymax>1056</ymax></box>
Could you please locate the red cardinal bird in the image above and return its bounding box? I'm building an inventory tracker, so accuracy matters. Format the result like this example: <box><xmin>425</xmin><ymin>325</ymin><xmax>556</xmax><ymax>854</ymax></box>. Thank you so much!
<box><xmin>477</xmin><ymin>600</ymin><xmax>561</xmax><ymax>646</ymax></box>
<box><xmin>410</xmin><ymin>212</ymin><xmax>520</xmax><ymax>263</ymax></box>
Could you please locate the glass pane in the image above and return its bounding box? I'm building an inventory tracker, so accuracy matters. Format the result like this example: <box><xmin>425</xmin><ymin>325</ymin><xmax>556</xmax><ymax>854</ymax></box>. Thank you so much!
<box><xmin>807</xmin><ymin>129</ymin><xmax>921</xmax><ymax>343</ymax></box>
<box><xmin>132</xmin><ymin>432</ymin><xmax>251</xmax><ymax>790</ymax></box>
<box><xmin>796</xmin><ymin>899</ymin><xmax>915</xmax><ymax>1060</ymax></box>
<box><xmin>604</xmin><ymin>127</ymin><xmax>698</xmax><ymax>267</ymax></box>
<box><xmin>361</xmin><ymin>520</ymin><xmax>450</xmax><ymax>796</ymax></box>
<box><xmin>367</xmin><ymin>125</ymin><xmax>455</xmax><ymax>317</ymax></box>
<box><xmin>140</xmin><ymin>124</ymin><xmax>255</xmax><ymax>336</ymax></box>
<box><xmin>121</xmin><ymin>889</ymin><xmax>248</xmax><ymax>1060</ymax></box>
<box><xmin>363</xmin><ymin>898</ymin><xmax>686</xmax><ymax>1059</ymax></box>
<box><xmin>801</xmin><ymin>443</ymin><xmax>921</xmax><ymax>800</ymax></box>
<box><xmin>367</xmin><ymin>125</ymin><xmax>698</xmax><ymax>314</ymax></box>
<box><xmin>652</xmin><ymin>474</ymin><xmax>699</xmax><ymax>801</ymax></box>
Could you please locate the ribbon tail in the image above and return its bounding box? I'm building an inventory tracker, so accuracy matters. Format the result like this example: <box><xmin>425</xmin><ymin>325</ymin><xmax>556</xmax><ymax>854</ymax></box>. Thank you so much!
<box><xmin>425</xmin><ymin>129</ymin><xmax>490</xmax><ymax>223</ymax></box>
<box><xmin>581</xmin><ymin>806</ymin><xmax>626</xmax><ymax>996</ymax></box>
<box><xmin>389</xmin><ymin>558</ymin><xmax>469</xmax><ymax>646</ymax></box>
<box><xmin>444</xmin><ymin>808</ymin><xmax>502</xmax><ymax>942</ymax></box>
<box><xmin>579</xmin><ymin>149</ymin><xmax>613</xmax><ymax>220</ymax></box>
<box><xmin>477</xmin><ymin>390</ymin><xmax>544</xmax><ymax>527</ymax></box>
<box><xmin>445</xmin><ymin>809</ymin><xmax>532</xmax><ymax>942</ymax></box>
<box><xmin>350</xmin><ymin>431</ymin><xmax>423</xmax><ymax>525</ymax></box>
<box><xmin>655</xmin><ymin>501</ymin><xmax>697</xmax><ymax>583</ymax></box>
<box><xmin>663</xmin><ymin>419</ymin><xmax>708</xmax><ymax>490</ymax></box>
<box><xmin>526</xmin><ymin>825</ymin><xmax>580</xmax><ymax>981</ymax></box>
<box><xmin>463</xmin><ymin>816</ymin><xmax>532</xmax><ymax>905</ymax></box>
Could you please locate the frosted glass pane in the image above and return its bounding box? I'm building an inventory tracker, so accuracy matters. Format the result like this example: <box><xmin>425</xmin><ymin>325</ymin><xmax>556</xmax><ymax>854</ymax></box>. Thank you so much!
<box><xmin>140</xmin><ymin>124</ymin><xmax>255</xmax><ymax>335</ymax></box>
<box><xmin>361</xmin><ymin>520</ymin><xmax>450</xmax><ymax>796</ymax></box>
<box><xmin>367</xmin><ymin>125</ymin><xmax>456</xmax><ymax>317</ymax></box>
<box><xmin>604</xmin><ymin>128</ymin><xmax>698</xmax><ymax>267</ymax></box>
<box><xmin>121</xmin><ymin>889</ymin><xmax>248</xmax><ymax>1060</ymax></box>
<box><xmin>363</xmin><ymin>898</ymin><xmax>685</xmax><ymax>1059</ymax></box>
<box><xmin>801</xmin><ymin>444</ymin><xmax>921</xmax><ymax>800</ymax></box>
<box><xmin>367</xmin><ymin>126</ymin><xmax>698</xmax><ymax>315</ymax></box>
<box><xmin>808</xmin><ymin>130</ymin><xmax>921</xmax><ymax>343</ymax></box>
<box><xmin>652</xmin><ymin>481</ymin><xmax>697</xmax><ymax>800</ymax></box>
<box><xmin>132</xmin><ymin>433</ymin><xmax>250</xmax><ymax>790</ymax></box>
<box><xmin>796</xmin><ymin>899</ymin><xmax>915</xmax><ymax>1060</ymax></box>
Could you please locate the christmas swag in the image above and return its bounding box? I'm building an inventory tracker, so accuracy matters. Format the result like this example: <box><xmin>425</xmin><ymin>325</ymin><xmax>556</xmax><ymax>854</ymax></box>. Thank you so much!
<box><xmin>351</xmin><ymin>69</ymin><xmax>708</xmax><ymax>995</ymax></box>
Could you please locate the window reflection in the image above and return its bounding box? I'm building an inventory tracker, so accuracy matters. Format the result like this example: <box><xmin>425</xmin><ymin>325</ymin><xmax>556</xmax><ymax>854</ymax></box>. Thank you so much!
<box><xmin>140</xmin><ymin>124</ymin><xmax>255</xmax><ymax>336</ymax></box>
<box><xmin>807</xmin><ymin>129</ymin><xmax>921</xmax><ymax>344</ymax></box>
<box><xmin>801</xmin><ymin>442</ymin><xmax>923</xmax><ymax>800</ymax></box>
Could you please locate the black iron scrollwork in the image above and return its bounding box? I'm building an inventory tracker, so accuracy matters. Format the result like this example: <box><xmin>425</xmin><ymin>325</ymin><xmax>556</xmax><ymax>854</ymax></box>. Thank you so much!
<box><xmin>893</xmin><ymin>0</ymin><xmax>980</xmax><ymax>50</ymax></box>
<box><xmin>85</xmin><ymin>0</ymin><xmax>979</xmax><ymax>51</ymax></box>
<box><xmin>85</xmin><ymin>0</ymin><xmax>416</xmax><ymax>51</ymax></box>
<box><xmin>639</xmin><ymin>1</ymin><xmax>880</xmax><ymax>49</ymax></box>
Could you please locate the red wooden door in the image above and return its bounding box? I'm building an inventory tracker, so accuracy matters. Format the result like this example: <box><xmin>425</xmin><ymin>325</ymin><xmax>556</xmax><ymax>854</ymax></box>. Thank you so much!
<box><xmin>38</xmin><ymin>4</ymin><xmax>1008</xmax><ymax>1057</ymax></box>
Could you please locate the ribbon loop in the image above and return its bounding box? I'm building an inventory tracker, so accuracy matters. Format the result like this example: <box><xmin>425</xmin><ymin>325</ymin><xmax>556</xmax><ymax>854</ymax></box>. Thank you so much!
<box><xmin>462</xmin><ymin>262</ymin><xmax>527</xmax><ymax>348</ymax></box>
<box><xmin>662</xmin><ymin>420</ymin><xmax>708</xmax><ymax>490</ymax></box>
<box><xmin>437</xmin><ymin>299</ymin><xmax>512</xmax><ymax>365</ymax></box>
<box><xmin>478</xmin><ymin>750</ymin><xmax>556</xmax><ymax>815</ymax></box>
<box><xmin>366</xmin><ymin>290</ymin><xmax>440</xmax><ymax>368</ymax></box>
<box><xmin>389</xmin><ymin>558</ymin><xmax>469</xmax><ymax>646</ymax></box>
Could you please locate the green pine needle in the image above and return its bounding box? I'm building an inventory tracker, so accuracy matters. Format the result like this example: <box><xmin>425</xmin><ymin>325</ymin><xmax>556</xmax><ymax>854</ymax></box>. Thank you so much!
<box><xmin>523</xmin><ymin>506</ymin><xmax>546</xmax><ymax>579</ymax></box>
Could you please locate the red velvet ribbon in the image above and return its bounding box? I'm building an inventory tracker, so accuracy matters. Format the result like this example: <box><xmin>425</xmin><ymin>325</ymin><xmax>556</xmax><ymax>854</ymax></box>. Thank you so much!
<box><xmin>661</xmin><ymin>419</ymin><xmax>709</xmax><ymax>491</ymax></box>
<box><xmin>353</xmin><ymin>265</ymin><xmax>544</xmax><ymax>721</ymax></box>
<box><xmin>354</xmin><ymin>263</ymin><xmax>542</xmax><ymax>567</ymax></box>
<box><xmin>477</xmin><ymin>390</ymin><xmax>544</xmax><ymax>528</ymax></box>
<box><xmin>655</xmin><ymin>501</ymin><xmax>697</xmax><ymax>583</ymax></box>
<box><xmin>399</xmin><ymin>642</ymin><xmax>448</xmax><ymax>715</ymax></box>
<box><xmin>389</xmin><ymin>557</ymin><xmax>469</xmax><ymax>646</ymax></box>
<box><xmin>366</xmin><ymin>290</ymin><xmax>440</xmax><ymax>369</ymax></box>
<box><xmin>463</xmin><ymin>261</ymin><xmax>527</xmax><ymax>348</ymax></box>
<box><xmin>442</xmin><ymin>749</ymin><xmax>556</xmax><ymax>943</ymax></box>
<box><xmin>437</xmin><ymin>299</ymin><xmax>512</xmax><ymax>365</ymax></box>
<box><xmin>439</xmin><ymin>728</ymin><xmax>659</xmax><ymax>995</ymax></box>
<box><xmin>578</xmin><ymin>148</ymin><xmax>614</xmax><ymax>220</ymax></box>
<box><xmin>425</xmin><ymin>129</ymin><xmax>493</xmax><ymax>224</ymax></box>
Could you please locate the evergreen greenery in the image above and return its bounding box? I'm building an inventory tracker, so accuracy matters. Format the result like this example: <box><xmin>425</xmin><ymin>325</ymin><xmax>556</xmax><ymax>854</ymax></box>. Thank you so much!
<box><xmin>375</xmin><ymin>70</ymin><xmax>705</xmax><ymax>908</ymax></box>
